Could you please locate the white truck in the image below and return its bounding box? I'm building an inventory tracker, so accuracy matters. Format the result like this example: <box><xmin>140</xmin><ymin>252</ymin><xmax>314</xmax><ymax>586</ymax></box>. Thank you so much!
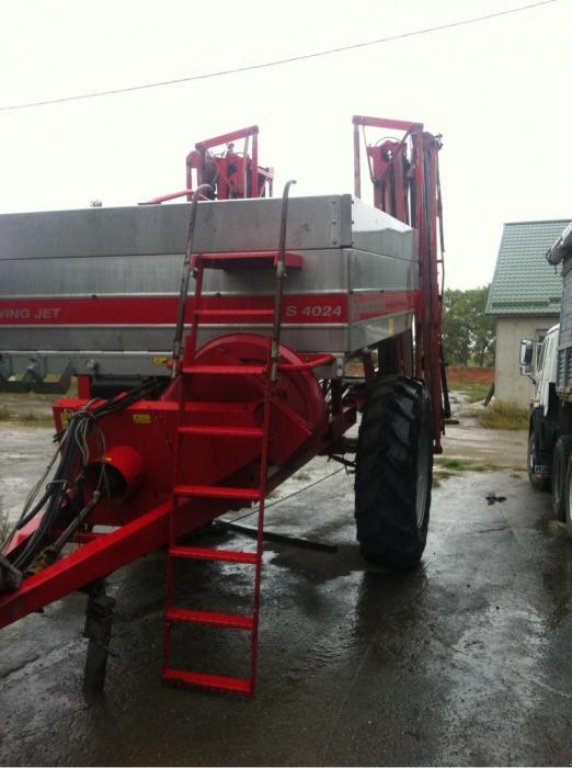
<box><xmin>521</xmin><ymin>222</ymin><xmax>572</xmax><ymax>523</ymax></box>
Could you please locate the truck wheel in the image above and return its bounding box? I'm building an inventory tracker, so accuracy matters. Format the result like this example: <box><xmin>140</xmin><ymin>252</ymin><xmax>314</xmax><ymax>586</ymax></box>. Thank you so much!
<box><xmin>527</xmin><ymin>432</ymin><xmax>549</xmax><ymax>491</ymax></box>
<box><xmin>551</xmin><ymin>437</ymin><xmax>572</xmax><ymax>520</ymax></box>
<box><xmin>563</xmin><ymin>453</ymin><xmax>572</xmax><ymax>527</ymax></box>
<box><xmin>355</xmin><ymin>375</ymin><xmax>433</xmax><ymax>570</ymax></box>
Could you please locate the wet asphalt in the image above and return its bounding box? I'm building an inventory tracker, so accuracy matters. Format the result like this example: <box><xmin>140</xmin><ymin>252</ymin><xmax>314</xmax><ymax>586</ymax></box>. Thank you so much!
<box><xmin>2</xmin><ymin>432</ymin><xmax>572</xmax><ymax>766</ymax></box>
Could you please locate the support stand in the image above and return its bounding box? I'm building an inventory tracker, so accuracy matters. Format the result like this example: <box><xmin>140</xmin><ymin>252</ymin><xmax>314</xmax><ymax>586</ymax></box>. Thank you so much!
<box><xmin>82</xmin><ymin>579</ymin><xmax>115</xmax><ymax>696</ymax></box>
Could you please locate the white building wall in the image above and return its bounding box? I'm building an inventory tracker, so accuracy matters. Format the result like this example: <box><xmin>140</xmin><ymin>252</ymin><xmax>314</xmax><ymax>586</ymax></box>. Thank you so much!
<box><xmin>494</xmin><ymin>315</ymin><xmax>558</xmax><ymax>407</ymax></box>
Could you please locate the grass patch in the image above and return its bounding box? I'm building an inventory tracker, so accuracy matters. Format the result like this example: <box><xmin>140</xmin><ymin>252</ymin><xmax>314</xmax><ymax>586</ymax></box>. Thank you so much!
<box><xmin>446</xmin><ymin>366</ymin><xmax>494</xmax><ymax>403</ymax></box>
<box><xmin>436</xmin><ymin>457</ymin><xmax>472</xmax><ymax>470</ymax></box>
<box><xmin>18</xmin><ymin>411</ymin><xmax>54</xmax><ymax>424</ymax></box>
<box><xmin>447</xmin><ymin>378</ymin><xmax>492</xmax><ymax>403</ymax></box>
<box><xmin>434</xmin><ymin>457</ymin><xmax>498</xmax><ymax>487</ymax></box>
<box><xmin>0</xmin><ymin>405</ymin><xmax>53</xmax><ymax>426</ymax></box>
<box><xmin>21</xmin><ymin>411</ymin><xmax>41</xmax><ymax>421</ymax></box>
<box><xmin>294</xmin><ymin>472</ymin><xmax>311</xmax><ymax>482</ymax></box>
<box><xmin>435</xmin><ymin>457</ymin><xmax>496</xmax><ymax>473</ymax></box>
<box><xmin>477</xmin><ymin>401</ymin><xmax>528</xmax><ymax>431</ymax></box>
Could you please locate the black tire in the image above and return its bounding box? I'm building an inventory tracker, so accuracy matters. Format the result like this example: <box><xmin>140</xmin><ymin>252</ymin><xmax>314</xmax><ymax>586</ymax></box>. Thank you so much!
<box><xmin>551</xmin><ymin>437</ymin><xmax>572</xmax><ymax>520</ymax></box>
<box><xmin>527</xmin><ymin>431</ymin><xmax>550</xmax><ymax>491</ymax></box>
<box><xmin>355</xmin><ymin>375</ymin><xmax>433</xmax><ymax>570</ymax></box>
<box><xmin>563</xmin><ymin>452</ymin><xmax>572</xmax><ymax>528</ymax></box>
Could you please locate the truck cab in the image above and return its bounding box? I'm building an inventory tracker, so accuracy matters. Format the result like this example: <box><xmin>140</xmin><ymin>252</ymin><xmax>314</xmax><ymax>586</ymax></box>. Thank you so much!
<box><xmin>519</xmin><ymin>220</ymin><xmax>572</xmax><ymax>522</ymax></box>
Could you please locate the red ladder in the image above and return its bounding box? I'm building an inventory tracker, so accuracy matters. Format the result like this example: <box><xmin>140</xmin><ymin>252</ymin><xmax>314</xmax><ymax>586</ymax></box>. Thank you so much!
<box><xmin>162</xmin><ymin>181</ymin><xmax>299</xmax><ymax>695</ymax></box>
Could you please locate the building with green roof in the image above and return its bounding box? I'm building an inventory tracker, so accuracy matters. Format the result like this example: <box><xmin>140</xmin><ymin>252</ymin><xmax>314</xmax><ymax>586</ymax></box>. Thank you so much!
<box><xmin>486</xmin><ymin>220</ymin><xmax>569</xmax><ymax>407</ymax></box>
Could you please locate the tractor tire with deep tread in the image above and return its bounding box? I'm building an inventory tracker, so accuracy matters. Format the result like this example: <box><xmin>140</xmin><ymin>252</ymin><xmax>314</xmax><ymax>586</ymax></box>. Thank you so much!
<box><xmin>551</xmin><ymin>436</ymin><xmax>572</xmax><ymax>520</ymax></box>
<box><xmin>355</xmin><ymin>375</ymin><xmax>433</xmax><ymax>570</ymax></box>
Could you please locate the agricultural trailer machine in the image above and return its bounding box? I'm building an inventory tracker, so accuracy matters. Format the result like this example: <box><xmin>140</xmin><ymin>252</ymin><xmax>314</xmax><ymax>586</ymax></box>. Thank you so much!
<box><xmin>0</xmin><ymin>118</ymin><xmax>448</xmax><ymax>696</ymax></box>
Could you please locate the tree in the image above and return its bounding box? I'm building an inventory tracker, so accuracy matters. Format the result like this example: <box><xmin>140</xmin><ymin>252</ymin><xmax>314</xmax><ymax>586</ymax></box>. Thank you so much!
<box><xmin>442</xmin><ymin>285</ymin><xmax>495</xmax><ymax>366</ymax></box>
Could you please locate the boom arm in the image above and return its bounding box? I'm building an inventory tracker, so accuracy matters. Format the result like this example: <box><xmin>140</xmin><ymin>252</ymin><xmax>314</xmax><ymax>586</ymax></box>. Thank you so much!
<box><xmin>352</xmin><ymin>115</ymin><xmax>447</xmax><ymax>450</ymax></box>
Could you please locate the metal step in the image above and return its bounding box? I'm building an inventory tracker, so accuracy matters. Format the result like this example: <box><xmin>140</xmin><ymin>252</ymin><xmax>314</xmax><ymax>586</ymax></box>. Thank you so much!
<box><xmin>173</xmin><ymin>484</ymin><xmax>262</xmax><ymax>502</ymax></box>
<box><xmin>163</xmin><ymin>202</ymin><xmax>294</xmax><ymax>698</ymax></box>
<box><xmin>163</xmin><ymin>668</ymin><xmax>253</xmax><ymax>695</ymax></box>
<box><xmin>192</xmin><ymin>308</ymin><xmax>274</xmax><ymax>320</ymax></box>
<box><xmin>169</xmin><ymin>545</ymin><xmax>257</xmax><ymax>564</ymax></box>
<box><xmin>182</xmin><ymin>363</ymin><xmax>266</xmax><ymax>376</ymax></box>
<box><xmin>177</xmin><ymin>425</ymin><xmax>264</xmax><ymax>439</ymax></box>
<box><xmin>166</xmin><ymin>606</ymin><xmax>254</xmax><ymax>630</ymax></box>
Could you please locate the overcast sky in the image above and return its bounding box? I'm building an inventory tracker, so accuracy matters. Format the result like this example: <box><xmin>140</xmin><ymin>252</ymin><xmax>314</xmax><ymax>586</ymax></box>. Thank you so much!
<box><xmin>1</xmin><ymin>0</ymin><xmax>570</xmax><ymax>289</ymax></box>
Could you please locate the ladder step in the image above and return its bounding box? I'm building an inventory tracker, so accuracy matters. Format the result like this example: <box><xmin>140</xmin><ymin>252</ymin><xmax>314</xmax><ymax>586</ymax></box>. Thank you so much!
<box><xmin>166</xmin><ymin>606</ymin><xmax>254</xmax><ymax>630</ymax></box>
<box><xmin>169</xmin><ymin>545</ymin><xmax>257</xmax><ymax>564</ymax></box>
<box><xmin>174</xmin><ymin>484</ymin><xmax>262</xmax><ymax>501</ymax></box>
<box><xmin>178</xmin><ymin>425</ymin><xmax>264</xmax><ymax>438</ymax></box>
<box><xmin>181</xmin><ymin>401</ymin><xmax>257</xmax><ymax>413</ymax></box>
<box><xmin>193</xmin><ymin>309</ymin><xmax>274</xmax><ymax>320</ymax></box>
<box><xmin>182</xmin><ymin>364</ymin><xmax>266</xmax><ymax>376</ymax></box>
<box><xmin>163</xmin><ymin>668</ymin><xmax>253</xmax><ymax>694</ymax></box>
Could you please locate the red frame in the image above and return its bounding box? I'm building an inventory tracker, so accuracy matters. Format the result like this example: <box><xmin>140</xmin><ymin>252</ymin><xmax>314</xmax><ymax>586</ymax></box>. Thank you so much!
<box><xmin>0</xmin><ymin>116</ymin><xmax>446</xmax><ymax>647</ymax></box>
<box><xmin>186</xmin><ymin>125</ymin><xmax>273</xmax><ymax>200</ymax></box>
<box><xmin>0</xmin><ymin>337</ymin><xmax>341</xmax><ymax>627</ymax></box>
<box><xmin>353</xmin><ymin>115</ymin><xmax>445</xmax><ymax>450</ymax></box>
